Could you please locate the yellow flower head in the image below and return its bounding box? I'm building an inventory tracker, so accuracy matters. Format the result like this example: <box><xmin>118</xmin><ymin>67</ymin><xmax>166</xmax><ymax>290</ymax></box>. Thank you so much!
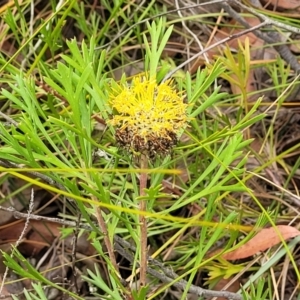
<box><xmin>108</xmin><ymin>76</ymin><xmax>187</xmax><ymax>159</ymax></box>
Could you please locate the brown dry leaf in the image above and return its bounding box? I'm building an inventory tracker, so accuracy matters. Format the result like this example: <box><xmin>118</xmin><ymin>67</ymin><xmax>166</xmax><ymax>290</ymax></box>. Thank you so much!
<box><xmin>113</xmin><ymin>61</ymin><xmax>144</xmax><ymax>80</ymax></box>
<box><xmin>0</xmin><ymin>275</ymin><xmax>12</xmax><ymax>299</ymax></box>
<box><xmin>0</xmin><ymin>273</ymin><xmax>24</xmax><ymax>298</ymax></box>
<box><xmin>0</xmin><ymin>220</ymin><xmax>61</xmax><ymax>255</ymax></box>
<box><xmin>0</xmin><ymin>179</ymin><xmax>42</xmax><ymax>226</ymax></box>
<box><xmin>161</xmin><ymin>167</ymin><xmax>188</xmax><ymax>196</ymax></box>
<box><xmin>0</xmin><ymin>219</ymin><xmax>95</xmax><ymax>256</ymax></box>
<box><xmin>261</xmin><ymin>0</ymin><xmax>300</xmax><ymax>10</ymax></box>
<box><xmin>0</xmin><ymin>221</ymin><xmax>32</xmax><ymax>241</ymax></box>
<box><xmin>212</xmin><ymin>17</ymin><xmax>264</xmax><ymax>53</ymax></box>
<box><xmin>230</xmin><ymin>71</ymin><xmax>257</xmax><ymax>98</ymax></box>
<box><xmin>249</xmin><ymin>138</ymin><xmax>264</xmax><ymax>153</ymax></box>
<box><xmin>26</xmin><ymin>220</ymin><xmax>61</xmax><ymax>252</ymax></box>
<box><xmin>65</xmin><ymin>232</ymin><xmax>95</xmax><ymax>256</ymax></box>
<box><xmin>162</xmin><ymin>38</ymin><xmax>186</xmax><ymax>58</ymax></box>
<box><xmin>210</xmin><ymin>277</ymin><xmax>241</xmax><ymax>300</ymax></box>
<box><xmin>222</xmin><ymin>225</ymin><xmax>300</xmax><ymax>260</ymax></box>
<box><xmin>210</xmin><ymin>16</ymin><xmax>276</xmax><ymax>62</ymax></box>
<box><xmin>290</xmin><ymin>41</ymin><xmax>300</xmax><ymax>53</ymax></box>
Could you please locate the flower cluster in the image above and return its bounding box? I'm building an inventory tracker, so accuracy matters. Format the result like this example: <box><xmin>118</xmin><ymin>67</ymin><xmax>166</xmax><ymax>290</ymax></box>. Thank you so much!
<box><xmin>108</xmin><ymin>76</ymin><xmax>187</xmax><ymax>159</ymax></box>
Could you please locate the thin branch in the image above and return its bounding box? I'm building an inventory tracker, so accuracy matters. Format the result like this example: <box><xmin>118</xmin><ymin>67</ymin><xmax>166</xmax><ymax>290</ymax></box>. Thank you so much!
<box><xmin>0</xmin><ymin>111</ymin><xmax>19</xmax><ymax>127</ymax></box>
<box><xmin>0</xmin><ymin>205</ymin><xmax>93</xmax><ymax>230</ymax></box>
<box><xmin>94</xmin><ymin>202</ymin><xmax>119</xmax><ymax>273</ymax></box>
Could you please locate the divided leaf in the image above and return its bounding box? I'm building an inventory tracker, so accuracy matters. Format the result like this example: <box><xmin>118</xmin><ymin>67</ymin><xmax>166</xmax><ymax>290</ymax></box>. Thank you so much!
<box><xmin>222</xmin><ymin>225</ymin><xmax>300</xmax><ymax>260</ymax></box>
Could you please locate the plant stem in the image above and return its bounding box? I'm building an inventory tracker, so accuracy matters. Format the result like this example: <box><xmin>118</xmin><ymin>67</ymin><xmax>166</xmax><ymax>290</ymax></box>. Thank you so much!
<box><xmin>94</xmin><ymin>201</ymin><xmax>119</xmax><ymax>274</ymax></box>
<box><xmin>139</xmin><ymin>154</ymin><xmax>148</xmax><ymax>287</ymax></box>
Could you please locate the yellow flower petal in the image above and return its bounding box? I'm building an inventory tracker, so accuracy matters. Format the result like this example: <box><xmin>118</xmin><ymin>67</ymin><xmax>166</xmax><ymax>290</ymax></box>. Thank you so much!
<box><xmin>108</xmin><ymin>76</ymin><xmax>187</xmax><ymax>158</ymax></box>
